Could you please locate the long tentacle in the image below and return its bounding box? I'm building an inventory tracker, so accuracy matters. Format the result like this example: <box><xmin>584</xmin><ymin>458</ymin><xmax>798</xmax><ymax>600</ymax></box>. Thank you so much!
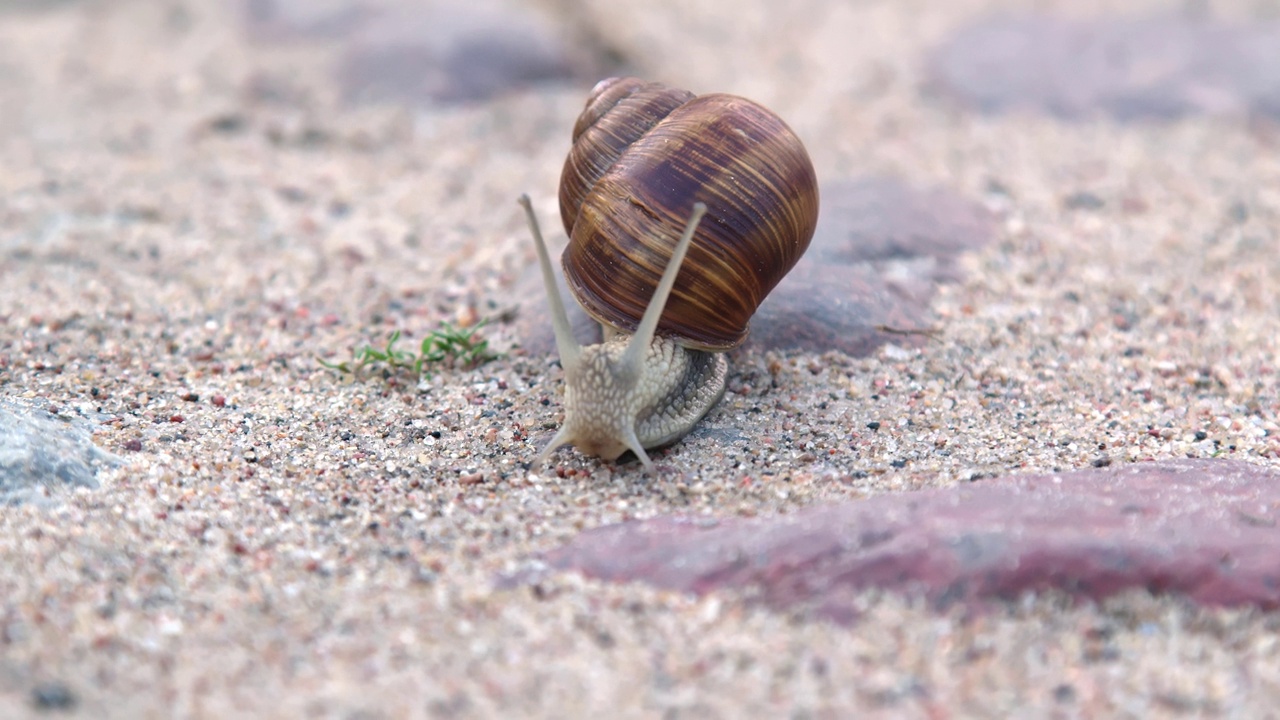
<box><xmin>518</xmin><ymin>195</ymin><xmax>581</xmax><ymax>372</ymax></box>
<box><xmin>616</xmin><ymin>203</ymin><xmax>707</xmax><ymax>381</ymax></box>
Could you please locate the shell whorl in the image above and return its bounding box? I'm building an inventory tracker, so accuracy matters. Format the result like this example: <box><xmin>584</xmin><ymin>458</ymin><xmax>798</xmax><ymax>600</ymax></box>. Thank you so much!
<box><xmin>558</xmin><ymin>77</ymin><xmax>819</xmax><ymax>351</ymax></box>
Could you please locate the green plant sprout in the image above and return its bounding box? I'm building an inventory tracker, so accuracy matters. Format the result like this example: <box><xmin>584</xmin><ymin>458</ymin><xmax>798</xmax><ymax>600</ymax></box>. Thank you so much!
<box><xmin>319</xmin><ymin>320</ymin><xmax>499</xmax><ymax>378</ymax></box>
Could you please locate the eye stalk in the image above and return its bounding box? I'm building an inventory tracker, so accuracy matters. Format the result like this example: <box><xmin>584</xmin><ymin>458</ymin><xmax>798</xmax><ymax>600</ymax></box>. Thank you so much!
<box><xmin>519</xmin><ymin>195</ymin><xmax>718</xmax><ymax>472</ymax></box>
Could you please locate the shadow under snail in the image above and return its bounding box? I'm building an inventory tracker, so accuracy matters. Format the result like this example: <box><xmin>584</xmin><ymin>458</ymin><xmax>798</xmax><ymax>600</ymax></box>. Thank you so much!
<box><xmin>519</xmin><ymin>77</ymin><xmax>819</xmax><ymax>472</ymax></box>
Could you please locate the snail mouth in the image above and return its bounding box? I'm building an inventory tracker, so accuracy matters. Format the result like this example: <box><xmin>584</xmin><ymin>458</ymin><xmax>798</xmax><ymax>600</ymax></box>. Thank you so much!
<box><xmin>572</xmin><ymin>436</ymin><xmax>628</xmax><ymax>462</ymax></box>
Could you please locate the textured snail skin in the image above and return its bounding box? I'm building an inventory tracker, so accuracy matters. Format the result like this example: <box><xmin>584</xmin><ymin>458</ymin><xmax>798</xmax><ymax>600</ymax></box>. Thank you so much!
<box><xmin>557</xmin><ymin>336</ymin><xmax>728</xmax><ymax>463</ymax></box>
<box><xmin>519</xmin><ymin>196</ymin><xmax>723</xmax><ymax>473</ymax></box>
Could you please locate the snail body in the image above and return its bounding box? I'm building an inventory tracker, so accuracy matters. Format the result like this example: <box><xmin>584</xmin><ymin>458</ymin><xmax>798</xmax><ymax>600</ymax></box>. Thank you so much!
<box><xmin>520</xmin><ymin>77</ymin><xmax>819</xmax><ymax>472</ymax></box>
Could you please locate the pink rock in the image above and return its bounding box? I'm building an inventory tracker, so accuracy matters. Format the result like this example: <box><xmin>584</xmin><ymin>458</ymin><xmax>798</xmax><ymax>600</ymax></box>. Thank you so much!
<box><xmin>529</xmin><ymin>459</ymin><xmax>1280</xmax><ymax>623</ymax></box>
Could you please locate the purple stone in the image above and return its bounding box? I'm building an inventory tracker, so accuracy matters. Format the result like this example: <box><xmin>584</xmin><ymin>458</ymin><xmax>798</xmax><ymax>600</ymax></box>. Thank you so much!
<box><xmin>519</xmin><ymin>459</ymin><xmax>1280</xmax><ymax>623</ymax></box>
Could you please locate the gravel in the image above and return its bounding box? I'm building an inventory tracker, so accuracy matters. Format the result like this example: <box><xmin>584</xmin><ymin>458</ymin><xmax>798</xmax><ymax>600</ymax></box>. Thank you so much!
<box><xmin>2</xmin><ymin>0</ymin><xmax>1279</xmax><ymax>716</ymax></box>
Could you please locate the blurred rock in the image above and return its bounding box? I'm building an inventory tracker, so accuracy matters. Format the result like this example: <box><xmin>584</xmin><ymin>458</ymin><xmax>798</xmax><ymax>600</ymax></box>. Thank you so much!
<box><xmin>339</xmin><ymin>1</ymin><xmax>576</xmax><ymax>105</ymax></box>
<box><xmin>30</xmin><ymin>681</ymin><xmax>77</xmax><ymax>711</ymax></box>
<box><xmin>745</xmin><ymin>176</ymin><xmax>993</xmax><ymax>354</ymax></box>
<box><xmin>514</xmin><ymin>176</ymin><xmax>993</xmax><ymax>357</ymax></box>
<box><xmin>0</xmin><ymin>0</ymin><xmax>81</xmax><ymax>12</ymax></box>
<box><xmin>241</xmin><ymin>0</ymin><xmax>372</xmax><ymax>40</ymax></box>
<box><xmin>242</xmin><ymin>0</ymin><xmax>624</xmax><ymax>106</ymax></box>
<box><xmin>928</xmin><ymin>14</ymin><xmax>1280</xmax><ymax>120</ymax></box>
<box><xmin>0</xmin><ymin>399</ymin><xmax>120</xmax><ymax>505</ymax></box>
<box><xmin>520</xmin><ymin>459</ymin><xmax>1280</xmax><ymax>623</ymax></box>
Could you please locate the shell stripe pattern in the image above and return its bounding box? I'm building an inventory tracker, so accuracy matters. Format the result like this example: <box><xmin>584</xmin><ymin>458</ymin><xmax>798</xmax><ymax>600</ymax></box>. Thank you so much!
<box><xmin>561</xmin><ymin>81</ymin><xmax>818</xmax><ymax>351</ymax></box>
<box><xmin>559</xmin><ymin>78</ymin><xmax>695</xmax><ymax>239</ymax></box>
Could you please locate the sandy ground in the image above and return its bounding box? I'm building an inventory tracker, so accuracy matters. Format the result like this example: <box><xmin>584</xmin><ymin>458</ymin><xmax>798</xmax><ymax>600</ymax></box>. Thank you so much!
<box><xmin>2</xmin><ymin>0</ymin><xmax>1280</xmax><ymax>717</ymax></box>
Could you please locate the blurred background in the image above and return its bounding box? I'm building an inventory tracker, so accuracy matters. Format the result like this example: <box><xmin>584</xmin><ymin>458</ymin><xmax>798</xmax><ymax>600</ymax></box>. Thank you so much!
<box><xmin>2</xmin><ymin>0</ymin><xmax>1278</xmax><ymax>350</ymax></box>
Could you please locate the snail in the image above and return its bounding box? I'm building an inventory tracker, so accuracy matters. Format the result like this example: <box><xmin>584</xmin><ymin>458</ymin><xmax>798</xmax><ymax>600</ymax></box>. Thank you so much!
<box><xmin>519</xmin><ymin>77</ymin><xmax>819</xmax><ymax>472</ymax></box>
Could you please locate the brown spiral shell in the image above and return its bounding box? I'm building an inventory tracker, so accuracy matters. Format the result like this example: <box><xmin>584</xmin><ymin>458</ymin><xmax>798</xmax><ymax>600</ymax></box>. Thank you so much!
<box><xmin>558</xmin><ymin>77</ymin><xmax>819</xmax><ymax>351</ymax></box>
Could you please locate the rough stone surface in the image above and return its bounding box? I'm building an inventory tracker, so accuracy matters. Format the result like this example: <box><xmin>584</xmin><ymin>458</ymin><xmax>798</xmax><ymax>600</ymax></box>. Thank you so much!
<box><xmin>928</xmin><ymin>14</ymin><xmax>1280</xmax><ymax>119</ymax></box>
<box><xmin>516</xmin><ymin>176</ymin><xmax>993</xmax><ymax>357</ymax></box>
<box><xmin>0</xmin><ymin>399</ymin><xmax>119</xmax><ymax>504</ymax></box>
<box><xmin>528</xmin><ymin>459</ymin><xmax>1280</xmax><ymax>623</ymax></box>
